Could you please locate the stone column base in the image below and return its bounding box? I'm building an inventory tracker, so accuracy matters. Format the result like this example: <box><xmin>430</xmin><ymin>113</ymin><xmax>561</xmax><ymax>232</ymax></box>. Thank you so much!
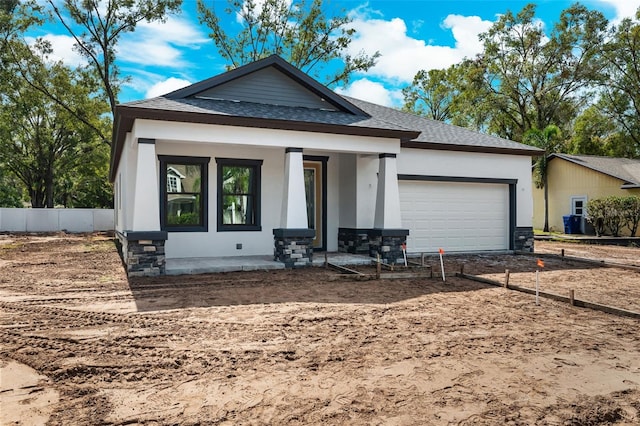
<box><xmin>514</xmin><ymin>227</ymin><xmax>534</xmax><ymax>252</ymax></box>
<box><xmin>368</xmin><ymin>229</ymin><xmax>410</xmax><ymax>265</ymax></box>
<box><xmin>338</xmin><ymin>228</ymin><xmax>409</xmax><ymax>264</ymax></box>
<box><xmin>273</xmin><ymin>228</ymin><xmax>315</xmax><ymax>268</ymax></box>
<box><xmin>116</xmin><ymin>231</ymin><xmax>168</xmax><ymax>277</ymax></box>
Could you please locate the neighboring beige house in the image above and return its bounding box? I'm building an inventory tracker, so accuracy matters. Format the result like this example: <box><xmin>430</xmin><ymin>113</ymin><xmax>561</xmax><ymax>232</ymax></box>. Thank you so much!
<box><xmin>533</xmin><ymin>154</ymin><xmax>640</xmax><ymax>235</ymax></box>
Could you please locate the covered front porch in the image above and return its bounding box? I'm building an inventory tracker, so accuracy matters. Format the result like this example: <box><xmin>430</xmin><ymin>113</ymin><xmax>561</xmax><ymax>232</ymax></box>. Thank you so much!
<box><xmin>117</xmin><ymin>124</ymin><xmax>412</xmax><ymax>276</ymax></box>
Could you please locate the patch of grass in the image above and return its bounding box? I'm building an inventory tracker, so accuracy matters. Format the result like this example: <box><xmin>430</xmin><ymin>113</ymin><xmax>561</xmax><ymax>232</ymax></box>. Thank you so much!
<box><xmin>0</xmin><ymin>243</ymin><xmax>23</xmax><ymax>251</ymax></box>
<box><xmin>82</xmin><ymin>239</ymin><xmax>117</xmax><ymax>252</ymax></box>
<box><xmin>534</xmin><ymin>229</ymin><xmax>563</xmax><ymax>236</ymax></box>
<box><xmin>557</xmin><ymin>239</ymin><xmax>587</xmax><ymax>245</ymax></box>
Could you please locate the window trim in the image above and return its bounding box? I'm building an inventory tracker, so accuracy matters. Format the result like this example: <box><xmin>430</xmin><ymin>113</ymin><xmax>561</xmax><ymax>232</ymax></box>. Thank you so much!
<box><xmin>216</xmin><ymin>157</ymin><xmax>263</xmax><ymax>232</ymax></box>
<box><xmin>159</xmin><ymin>155</ymin><xmax>210</xmax><ymax>232</ymax></box>
<box><xmin>571</xmin><ymin>195</ymin><xmax>587</xmax><ymax>216</ymax></box>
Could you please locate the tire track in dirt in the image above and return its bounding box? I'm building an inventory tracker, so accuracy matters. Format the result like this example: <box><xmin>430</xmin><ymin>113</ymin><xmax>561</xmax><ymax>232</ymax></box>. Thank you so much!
<box><xmin>2</xmin><ymin>235</ymin><xmax>640</xmax><ymax>424</ymax></box>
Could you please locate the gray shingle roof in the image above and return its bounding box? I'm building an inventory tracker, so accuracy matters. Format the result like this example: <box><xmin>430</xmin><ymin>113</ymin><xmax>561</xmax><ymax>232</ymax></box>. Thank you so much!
<box><xmin>343</xmin><ymin>97</ymin><xmax>539</xmax><ymax>153</ymax></box>
<box><xmin>551</xmin><ymin>154</ymin><xmax>640</xmax><ymax>188</ymax></box>
<box><xmin>121</xmin><ymin>94</ymin><xmax>541</xmax><ymax>155</ymax></box>
<box><xmin>121</xmin><ymin>96</ymin><xmax>416</xmax><ymax>133</ymax></box>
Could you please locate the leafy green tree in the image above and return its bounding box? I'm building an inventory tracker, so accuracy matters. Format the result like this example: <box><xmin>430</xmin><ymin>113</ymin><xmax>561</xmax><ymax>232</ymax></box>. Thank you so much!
<box><xmin>1</xmin><ymin>1</ymin><xmax>42</xmax><ymax>81</ymax></box>
<box><xmin>0</xmin><ymin>1</ymin><xmax>114</xmax><ymax>208</ymax></box>
<box><xmin>568</xmin><ymin>103</ymin><xmax>639</xmax><ymax>158</ymax></box>
<box><xmin>0</xmin><ymin>164</ymin><xmax>24</xmax><ymax>207</ymax></box>
<box><xmin>54</xmin><ymin>128</ymin><xmax>113</xmax><ymax>208</ymax></box>
<box><xmin>197</xmin><ymin>0</ymin><xmax>379</xmax><ymax>87</ymax></box>
<box><xmin>0</xmin><ymin>49</ymin><xmax>110</xmax><ymax>208</ymax></box>
<box><xmin>46</xmin><ymin>0</ymin><xmax>182</xmax><ymax>120</ymax></box>
<box><xmin>402</xmin><ymin>67</ymin><xmax>459</xmax><ymax>121</ymax></box>
<box><xmin>524</xmin><ymin>125</ymin><xmax>562</xmax><ymax>232</ymax></box>
<box><xmin>2</xmin><ymin>1</ymin><xmax>111</xmax><ymax>146</ymax></box>
<box><xmin>600</xmin><ymin>8</ymin><xmax>640</xmax><ymax>157</ymax></box>
<box><xmin>402</xmin><ymin>59</ymin><xmax>493</xmax><ymax>131</ymax></box>
<box><xmin>476</xmin><ymin>3</ymin><xmax>608</xmax><ymax>141</ymax></box>
<box><xmin>567</xmin><ymin>106</ymin><xmax>615</xmax><ymax>156</ymax></box>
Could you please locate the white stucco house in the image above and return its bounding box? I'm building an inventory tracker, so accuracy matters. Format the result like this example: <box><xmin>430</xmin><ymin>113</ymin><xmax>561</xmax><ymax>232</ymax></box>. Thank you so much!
<box><xmin>109</xmin><ymin>55</ymin><xmax>541</xmax><ymax>276</ymax></box>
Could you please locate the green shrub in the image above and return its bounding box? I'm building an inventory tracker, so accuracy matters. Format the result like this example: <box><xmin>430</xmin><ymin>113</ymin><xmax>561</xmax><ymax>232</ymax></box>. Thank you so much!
<box><xmin>586</xmin><ymin>198</ymin><xmax>606</xmax><ymax>236</ymax></box>
<box><xmin>621</xmin><ymin>196</ymin><xmax>640</xmax><ymax>236</ymax></box>
<box><xmin>586</xmin><ymin>195</ymin><xmax>640</xmax><ymax>237</ymax></box>
<box><xmin>167</xmin><ymin>212</ymin><xmax>199</xmax><ymax>225</ymax></box>
<box><xmin>603</xmin><ymin>196</ymin><xmax>626</xmax><ymax>237</ymax></box>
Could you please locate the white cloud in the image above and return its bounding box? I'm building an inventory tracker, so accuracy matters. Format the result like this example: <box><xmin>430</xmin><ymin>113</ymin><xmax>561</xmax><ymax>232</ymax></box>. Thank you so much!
<box><xmin>30</xmin><ymin>12</ymin><xmax>208</xmax><ymax>70</ymax></box>
<box><xmin>118</xmin><ymin>14</ymin><xmax>209</xmax><ymax>68</ymax></box>
<box><xmin>26</xmin><ymin>34</ymin><xmax>86</xmax><ymax>67</ymax></box>
<box><xmin>334</xmin><ymin>79</ymin><xmax>402</xmax><ymax>107</ymax></box>
<box><xmin>118</xmin><ymin>41</ymin><xmax>185</xmax><ymax>68</ymax></box>
<box><xmin>346</xmin><ymin>11</ymin><xmax>492</xmax><ymax>83</ymax></box>
<box><xmin>145</xmin><ymin>77</ymin><xmax>192</xmax><ymax>98</ymax></box>
<box><xmin>442</xmin><ymin>15</ymin><xmax>491</xmax><ymax>57</ymax></box>
<box><xmin>596</xmin><ymin>0</ymin><xmax>640</xmax><ymax>23</ymax></box>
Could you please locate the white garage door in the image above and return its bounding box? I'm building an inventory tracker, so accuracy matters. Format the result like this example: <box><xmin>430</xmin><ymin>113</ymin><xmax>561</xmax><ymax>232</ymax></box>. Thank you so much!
<box><xmin>399</xmin><ymin>180</ymin><xmax>509</xmax><ymax>253</ymax></box>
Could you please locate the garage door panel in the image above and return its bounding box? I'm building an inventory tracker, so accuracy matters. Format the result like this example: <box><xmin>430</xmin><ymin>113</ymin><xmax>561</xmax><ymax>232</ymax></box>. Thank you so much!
<box><xmin>399</xmin><ymin>181</ymin><xmax>509</xmax><ymax>252</ymax></box>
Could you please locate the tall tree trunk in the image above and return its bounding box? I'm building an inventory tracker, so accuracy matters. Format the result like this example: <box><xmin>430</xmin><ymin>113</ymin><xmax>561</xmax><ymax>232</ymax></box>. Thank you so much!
<box><xmin>30</xmin><ymin>185</ymin><xmax>45</xmax><ymax>208</ymax></box>
<box><xmin>45</xmin><ymin>165</ymin><xmax>54</xmax><ymax>208</ymax></box>
<box><xmin>543</xmin><ymin>173</ymin><xmax>550</xmax><ymax>233</ymax></box>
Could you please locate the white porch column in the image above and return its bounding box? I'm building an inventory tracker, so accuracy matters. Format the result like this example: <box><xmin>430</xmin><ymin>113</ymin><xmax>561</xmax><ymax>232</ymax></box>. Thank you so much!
<box><xmin>281</xmin><ymin>147</ymin><xmax>308</xmax><ymax>228</ymax></box>
<box><xmin>374</xmin><ymin>153</ymin><xmax>403</xmax><ymax>229</ymax></box>
<box><xmin>131</xmin><ymin>138</ymin><xmax>160</xmax><ymax>231</ymax></box>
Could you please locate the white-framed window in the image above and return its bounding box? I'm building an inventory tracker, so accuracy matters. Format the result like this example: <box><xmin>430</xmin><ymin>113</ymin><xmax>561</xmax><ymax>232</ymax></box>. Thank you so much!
<box><xmin>167</xmin><ymin>175</ymin><xmax>179</xmax><ymax>193</ymax></box>
<box><xmin>571</xmin><ymin>196</ymin><xmax>587</xmax><ymax>216</ymax></box>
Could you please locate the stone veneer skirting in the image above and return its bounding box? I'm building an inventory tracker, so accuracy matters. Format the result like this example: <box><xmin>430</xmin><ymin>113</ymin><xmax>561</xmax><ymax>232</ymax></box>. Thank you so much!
<box><xmin>338</xmin><ymin>228</ymin><xmax>371</xmax><ymax>254</ymax></box>
<box><xmin>339</xmin><ymin>228</ymin><xmax>409</xmax><ymax>264</ymax></box>
<box><xmin>116</xmin><ymin>231</ymin><xmax>167</xmax><ymax>277</ymax></box>
<box><xmin>514</xmin><ymin>227</ymin><xmax>534</xmax><ymax>252</ymax></box>
<box><xmin>273</xmin><ymin>228</ymin><xmax>315</xmax><ymax>268</ymax></box>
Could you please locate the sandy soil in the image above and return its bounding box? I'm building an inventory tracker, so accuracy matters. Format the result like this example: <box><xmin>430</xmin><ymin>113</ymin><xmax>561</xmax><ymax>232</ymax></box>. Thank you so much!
<box><xmin>535</xmin><ymin>240</ymin><xmax>640</xmax><ymax>266</ymax></box>
<box><xmin>1</xmin><ymin>234</ymin><xmax>639</xmax><ymax>425</ymax></box>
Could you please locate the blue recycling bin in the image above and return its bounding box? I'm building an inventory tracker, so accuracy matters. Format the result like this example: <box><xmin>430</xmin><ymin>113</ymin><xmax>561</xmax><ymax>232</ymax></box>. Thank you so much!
<box><xmin>563</xmin><ymin>215</ymin><xmax>582</xmax><ymax>234</ymax></box>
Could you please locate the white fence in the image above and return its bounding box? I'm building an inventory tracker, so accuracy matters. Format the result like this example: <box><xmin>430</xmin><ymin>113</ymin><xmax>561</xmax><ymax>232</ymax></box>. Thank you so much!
<box><xmin>0</xmin><ymin>208</ymin><xmax>114</xmax><ymax>233</ymax></box>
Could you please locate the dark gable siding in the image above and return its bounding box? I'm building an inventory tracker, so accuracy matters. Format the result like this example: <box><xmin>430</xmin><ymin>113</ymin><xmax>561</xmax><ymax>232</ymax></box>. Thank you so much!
<box><xmin>195</xmin><ymin>67</ymin><xmax>338</xmax><ymax>111</ymax></box>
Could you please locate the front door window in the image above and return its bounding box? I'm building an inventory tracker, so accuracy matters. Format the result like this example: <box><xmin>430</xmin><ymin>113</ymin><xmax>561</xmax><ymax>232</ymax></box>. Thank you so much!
<box><xmin>304</xmin><ymin>161</ymin><xmax>323</xmax><ymax>249</ymax></box>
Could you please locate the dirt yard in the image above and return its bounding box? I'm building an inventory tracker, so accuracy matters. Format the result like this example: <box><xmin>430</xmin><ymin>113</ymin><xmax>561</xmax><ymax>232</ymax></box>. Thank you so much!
<box><xmin>1</xmin><ymin>234</ymin><xmax>639</xmax><ymax>425</ymax></box>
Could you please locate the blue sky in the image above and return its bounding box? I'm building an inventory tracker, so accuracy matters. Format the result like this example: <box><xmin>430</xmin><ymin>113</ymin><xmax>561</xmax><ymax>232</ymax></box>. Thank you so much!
<box><xmin>29</xmin><ymin>0</ymin><xmax>640</xmax><ymax>107</ymax></box>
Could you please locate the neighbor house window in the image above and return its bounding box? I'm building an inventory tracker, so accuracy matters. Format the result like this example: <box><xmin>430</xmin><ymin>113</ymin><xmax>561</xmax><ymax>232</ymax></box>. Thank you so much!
<box><xmin>216</xmin><ymin>158</ymin><xmax>263</xmax><ymax>231</ymax></box>
<box><xmin>159</xmin><ymin>156</ymin><xmax>210</xmax><ymax>232</ymax></box>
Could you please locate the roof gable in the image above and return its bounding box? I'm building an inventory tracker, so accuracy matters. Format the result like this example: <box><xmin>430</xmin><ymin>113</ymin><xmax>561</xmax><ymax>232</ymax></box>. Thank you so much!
<box><xmin>550</xmin><ymin>154</ymin><xmax>640</xmax><ymax>188</ymax></box>
<box><xmin>164</xmin><ymin>55</ymin><xmax>366</xmax><ymax>116</ymax></box>
<box><xmin>195</xmin><ymin>67</ymin><xmax>338</xmax><ymax>110</ymax></box>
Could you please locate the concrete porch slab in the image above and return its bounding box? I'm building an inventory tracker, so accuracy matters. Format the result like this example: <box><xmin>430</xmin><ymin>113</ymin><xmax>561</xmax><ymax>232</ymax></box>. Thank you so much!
<box><xmin>311</xmin><ymin>252</ymin><xmax>374</xmax><ymax>267</ymax></box>
<box><xmin>166</xmin><ymin>252</ymin><xmax>373</xmax><ymax>275</ymax></box>
<box><xmin>166</xmin><ymin>255</ymin><xmax>284</xmax><ymax>275</ymax></box>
